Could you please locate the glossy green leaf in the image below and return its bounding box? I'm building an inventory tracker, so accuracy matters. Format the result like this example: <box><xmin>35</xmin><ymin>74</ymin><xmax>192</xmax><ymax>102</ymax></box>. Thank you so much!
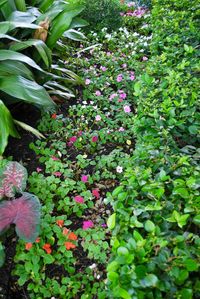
<box><xmin>107</xmin><ymin>213</ymin><xmax>116</xmax><ymax>230</ymax></box>
<box><xmin>0</xmin><ymin>100</ymin><xmax>19</xmax><ymax>155</ymax></box>
<box><xmin>0</xmin><ymin>75</ymin><xmax>55</xmax><ymax>108</ymax></box>
<box><xmin>144</xmin><ymin>220</ymin><xmax>155</xmax><ymax>232</ymax></box>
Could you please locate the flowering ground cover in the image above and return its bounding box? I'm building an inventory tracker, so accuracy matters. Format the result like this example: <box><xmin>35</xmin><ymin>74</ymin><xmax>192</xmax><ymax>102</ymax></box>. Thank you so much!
<box><xmin>0</xmin><ymin>0</ymin><xmax>199</xmax><ymax>298</ymax></box>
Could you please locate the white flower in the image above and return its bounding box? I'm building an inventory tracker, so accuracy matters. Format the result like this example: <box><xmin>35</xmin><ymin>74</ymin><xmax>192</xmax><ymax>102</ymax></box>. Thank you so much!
<box><xmin>116</xmin><ymin>166</ymin><xmax>123</xmax><ymax>173</ymax></box>
<box><xmin>89</xmin><ymin>263</ymin><xmax>97</xmax><ymax>269</ymax></box>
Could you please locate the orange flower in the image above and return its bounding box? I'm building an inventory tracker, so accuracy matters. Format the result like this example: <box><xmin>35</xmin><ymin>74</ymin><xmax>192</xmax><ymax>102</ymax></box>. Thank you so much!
<box><xmin>63</xmin><ymin>228</ymin><xmax>69</xmax><ymax>235</ymax></box>
<box><xmin>56</xmin><ymin>219</ymin><xmax>64</xmax><ymax>227</ymax></box>
<box><xmin>65</xmin><ymin>242</ymin><xmax>76</xmax><ymax>250</ymax></box>
<box><xmin>25</xmin><ymin>243</ymin><xmax>33</xmax><ymax>250</ymax></box>
<box><xmin>51</xmin><ymin>113</ymin><xmax>57</xmax><ymax>119</ymax></box>
<box><xmin>35</xmin><ymin>237</ymin><xmax>40</xmax><ymax>243</ymax></box>
<box><xmin>43</xmin><ymin>243</ymin><xmax>52</xmax><ymax>254</ymax></box>
<box><xmin>68</xmin><ymin>232</ymin><xmax>78</xmax><ymax>241</ymax></box>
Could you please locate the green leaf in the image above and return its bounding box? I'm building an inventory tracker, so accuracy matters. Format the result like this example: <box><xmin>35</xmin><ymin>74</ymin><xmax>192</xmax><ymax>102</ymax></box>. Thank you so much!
<box><xmin>107</xmin><ymin>213</ymin><xmax>116</xmax><ymax>230</ymax></box>
<box><xmin>63</xmin><ymin>29</ymin><xmax>86</xmax><ymax>42</ymax></box>
<box><xmin>14</xmin><ymin>120</ymin><xmax>45</xmax><ymax>139</ymax></box>
<box><xmin>141</xmin><ymin>274</ymin><xmax>158</xmax><ymax>287</ymax></box>
<box><xmin>107</xmin><ymin>271</ymin><xmax>119</xmax><ymax>282</ymax></box>
<box><xmin>117</xmin><ymin>247</ymin><xmax>129</xmax><ymax>256</ymax></box>
<box><xmin>0</xmin><ymin>21</ymin><xmax>41</xmax><ymax>34</ymax></box>
<box><xmin>107</xmin><ymin>261</ymin><xmax>119</xmax><ymax>272</ymax></box>
<box><xmin>193</xmin><ymin>215</ymin><xmax>200</xmax><ymax>226</ymax></box>
<box><xmin>69</xmin><ymin>17</ymin><xmax>89</xmax><ymax>29</ymax></box>
<box><xmin>0</xmin><ymin>75</ymin><xmax>55</xmax><ymax>108</ymax></box>
<box><xmin>10</xmin><ymin>39</ymin><xmax>52</xmax><ymax>68</ymax></box>
<box><xmin>134</xmin><ymin>81</ymin><xmax>141</xmax><ymax>96</ymax></box>
<box><xmin>144</xmin><ymin>220</ymin><xmax>155</xmax><ymax>232</ymax></box>
<box><xmin>0</xmin><ymin>100</ymin><xmax>19</xmax><ymax>155</ymax></box>
<box><xmin>114</xmin><ymin>287</ymin><xmax>131</xmax><ymax>299</ymax></box>
<box><xmin>0</xmin><ymin>50</ymin><xmax>45</xmax><ymax>73</ymax></box>
<box><xmin>0</xmin><ymin>243</ymin><xmax>5</xmax><ymax>267</ymax></box>
<box><xmin>0</xmin><ymin>60</ymin><xmax>33</xmax><ymax>80</ymax></box>
<box><xmin>47</xmin><ymin>6</ymin><xmax>85</xmax><ymax>48</ymax></box>
<box><xmin>184</xmin><ymin>259</ymin><xmax>198</xmax><ymax>271</ymax></box>
<box><xmin>43</xmin><ymin>254</ymin><xmax>55</xmax><ymax>264</ymax></box>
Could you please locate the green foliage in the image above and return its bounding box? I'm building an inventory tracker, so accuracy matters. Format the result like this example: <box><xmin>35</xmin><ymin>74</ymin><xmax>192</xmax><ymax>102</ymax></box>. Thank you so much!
<box><xmin>107</xmin><ymin>0</ymin><xmax>200</xmax><ymax>298</ymax></box>
<box><xmin>79</xmin><ymin>0</ymin><xmax>123</xmax><ymax>32</ymax></box>
<box><xmin>0</xmin><ymin>0</ymin><xmax>86</xmax><ymax>155</ymax></box>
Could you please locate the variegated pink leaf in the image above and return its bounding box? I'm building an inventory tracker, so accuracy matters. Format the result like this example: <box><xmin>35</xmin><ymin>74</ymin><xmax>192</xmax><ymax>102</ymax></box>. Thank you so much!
<box><xmin>0</xmin><ymin>162</ymin><xmax>27</xmax><ymax>199</ymax></box>
<box><xmin>0</xmin><ymin>192</ymin><xmax>41</xmax><ymax>242</ymax></box>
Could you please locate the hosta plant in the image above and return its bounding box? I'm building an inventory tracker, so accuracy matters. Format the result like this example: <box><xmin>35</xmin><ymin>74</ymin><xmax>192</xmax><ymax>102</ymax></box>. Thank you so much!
<box><xmin>0</xmin><ymin>161</ymin><xmax>41</xmax><ymax>267</ymax></box>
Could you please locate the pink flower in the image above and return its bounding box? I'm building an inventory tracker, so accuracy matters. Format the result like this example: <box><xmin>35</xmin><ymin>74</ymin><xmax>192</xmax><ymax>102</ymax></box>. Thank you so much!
<box><xmin>130</xmin><ymin>75</ymin><xmax>135</xmax><ymax>81</ymax></box>
<box><xmin>92</xmin><ymin>189</ymin><xmax>100</xmax><ymax>199</ymax></box>
<box><xmin>81</xmin><ymin>175</ymin><xmax>88</xmax><ymax>183</ymax></box>
<box><xmin>52</xmin><ymin>156</ymin><xmax>59</xmax><ymax>161</ymax></box>
<box><xmin>107</xmin><ymin>52</ymin><xmax>111</xmax><ymax>56</ymax></box>
<box><xmin>118</xmin><ymin>99</ymin><xmax>123</xmax><ymax>103</ymax></box>
<box><xmin>95</xmin><ymin>115</ymin><xmax>101</xmax><ymax>121</ymax></box>
<box><xmin>109</xmin><ymin>93</ymin><xmax>118</xmax><ymax>100</ymax></box>
<box><xmin>85</xmin><ymin>79</ymin><xmax>91</xmax><ymax>85</ymax></box>
<box><xmin>95</xmin><ymin>90</ymin><xmax>101</xmax><ymax>96</ymax></box>
<box><xmin>92</xmin><ymin>136</ymin><xmax>98</xmax><ymax>143</ymax></box>
<box><xmin>142</xmin><ymin>56</ymin><xmax>148</xmax><ymax>61</ymax></box>
<box><xmin>83</xmin><ymin>220</ymin><xmax>94</xmax><ymax>230</ymax></box>
<box><xmin>122</xmin><ymin>63</ymin><xmax>127</xmax><ymax>69</ymax></box>
<box><xmin>124</xmin><ymin>105</ymin><xmax>131</xmax><ymax>113</ymax></box>
<box><xmin>53</xmin><ymin>171</ymin><xmax>62</xmax><ymax>177</ymax></box>
<box><xmin>74</xmin><ymin>196</ymin><xmax>84</xmax><ymax>204</ymax></box>
<box><xmin>120</xmin><ymin>93</ymin><xmax>127</xmax><ymax>99</ymax></box>
<box><xmin>36</xmin><ymin>167</ymin><xmax>42</xmax><ymax>173</ymax></box>
<box><xmin>100</xmin><ymin>66</ymin><xmax>107</xmax><ymax>72</ymax></box>
<box><xmin>78</xmin><ymin>131</ymin><xmax>83</xmax><ymax>136</ymax></box>
<box><xmin>117</xmin><ymin>74</ymin><xmax>123</xmax><ymax>82</ymax></box>
<box><xmin>69</xmin><ymin>136</ymin><xmax>77</xmax><ymax>143</ymax></box>
<box><xmin>119</xmin><ymin>127</ymin><xmax>125</xmax><ymax>132</ymax></box>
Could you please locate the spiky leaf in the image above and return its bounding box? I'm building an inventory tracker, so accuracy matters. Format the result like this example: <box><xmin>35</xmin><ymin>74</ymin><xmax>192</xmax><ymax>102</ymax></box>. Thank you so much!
<box><xmin>0</xmin><ymin>192</ymin><xmax>41</xmax><ymax>242</ymax></box>
<box><xmin>0</xmin><ymin>161</ymin><xmax>27</xmax><ymax>199</ymax></box>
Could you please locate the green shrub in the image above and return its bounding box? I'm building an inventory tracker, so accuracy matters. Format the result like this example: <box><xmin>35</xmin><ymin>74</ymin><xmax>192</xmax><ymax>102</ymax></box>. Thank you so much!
<box><xmin>80</xmin><ymin>0</ymin><xmax>123</xmax><ymax>32</ymax></box>
<box><xmin>107</xmin><ymin>0</ymin><xmax>200</xmax><ymax>298</ymax></box>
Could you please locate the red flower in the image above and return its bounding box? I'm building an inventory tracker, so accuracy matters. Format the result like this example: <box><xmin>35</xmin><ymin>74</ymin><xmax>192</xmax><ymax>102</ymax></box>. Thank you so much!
<box><xmin>43</xmin><ymin>243</ymin><xmax>52</xmax><ymax>254</ymax></box>
<box><xmin>74</xmin><ymin>195</ymin><xmax>84</xmax><ymax>204</ymax></box>
<box><xmin>65</xmin><ymin>242</ymin><xmax>76</xmax><ymax>250</ymax></box>
<box><xmin>51</xmin><ymin>113</ymin><xmax>57</xmax><ymax>119</ymax></box>
<box><xmin>56</xmin><ymin>220</ymin><xmax>64</xmax><ymax>227</ymax></box>
<box><xmin>53</xmin><ymin>171</ymin><xmax>62</xmax><ymax>177</ymax></box>
<box><xmin>25</xmin><ymin>243</ymin><xmax>33</xmax><ymax>250</ymax></box>
<box><xmin>92</xmin><ymin>189</ymin><xmax>100</xmax><ymax>199</ymax></box>
<box><xmin>68</xmin><ymin>232</ymin><xmax>78</xmax><ymax>241</ymax></box>
<box><xmin>69</xmin><ymin>136</ymin><xmax>77</xmax><ymax>143</ymax></box>
<box><xmin>92</xmin><ymin>136</ymin><xmax>98</xmax><ymax>142</ymax></box>
<box><xmin>35</xmin><ymin>237</ymin><xmax>40</xmax><ymax>243</ymax></box>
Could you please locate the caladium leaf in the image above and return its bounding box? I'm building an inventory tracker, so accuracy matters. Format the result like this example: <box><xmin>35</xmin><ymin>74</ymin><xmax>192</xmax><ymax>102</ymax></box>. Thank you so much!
<box><xmin>0</xmin><ymin>192</ymin><xmax>41</xmax><ymax>242</ymax></box>
<box><xmin>0</xmin><ymin>161</ymin><xmax>27</xmax><ymax>199</ymax></box>
<box><xmin>0</xmin><ymin>242</ymin><xmax>5</xmax><ymax>267</ymax></box>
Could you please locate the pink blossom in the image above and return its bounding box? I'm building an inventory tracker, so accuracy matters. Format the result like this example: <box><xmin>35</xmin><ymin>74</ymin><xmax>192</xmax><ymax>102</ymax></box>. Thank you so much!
<box><xmin>85</xmin><ymin>79</ymin><xmax>91</xmax><ymax>85</ymax></box>
<box><xmin>107</xmin><ymin>52</ymin><xmax>111</xmax><ymax>56</ymax></box>
<box><xmin>78</xmin><ymin>131</ymin><xmax>83</xmax><ymax>136</ymax></box>
<box><xmin>124</xmin><ymin>105</ymin><xmax>131</xmax><ymax>113</ymax></box>
<box><xmin>92</xmin><ymin>189</ymin><xmax>100</xmax><ymax>199</ymax></box>
<box><xmin>92</xmin><ymin>136</ymin><xmax>98</xmax><ymax>143</ymax></box>
<box><xmin>119</xmin><ymin>127</ymin><xmax>125</xmax><ymax>132</ymax></box>
<box><xmin>52</xmin><ymin>156</ymin><xmax>59</xmax><ymax>161</ymax></box>
<box><xmin>95</xmin><ymin>115</ymin><xmax>101</xmax><ymax>121</ymax></box>
<box><xmin>120</xmin><ymin>12</ymin><xmax>124</xmax><ymax>16</ymax></box>
<box><xmin>74</xmin><ymin>196</ymin><xmax>84</xmax><ymax>204</ymax></box>
<box><xmin>117</xmin><ymin>74</ymin><xmax>123</xmax><ymax>82</ymax></box>
<box><xmin>36</xmin><ymin>167</ymin><xmax>42</xmax><ymax>173</ymax></box>
<box><xmin>95</xmin><ymin>90</ymin><xmax>101</xmax><ymax>96</ymax></box>
<box><xmin>83</xmin><ymin>220</ymin><xmax>94</xmax><ymax>230</ymax></box>
<box><xmin>81</xmin><ymin>175</ymin><xmax>88</xmax><ymax>183</ymax></box>
<box><xmin>130</xmin><ymin>75</ymin><xmax>135</xmax><ymax>81</ymax></box>
<box><xmin>122</xmin><ymin>63</ymin><xmax>127</xmax><ymax>69</ymax></box>
<box><xmin>120</xmin><ymin>93</ymin><xmax>127</xmax><ymax>99</ymax></box>
<box><xmin>109</xmin><ymin>93</ymin><xmax>118</xmax><ymax>100</ymax></box>
<box><xmin>118</xmin><ymin>99</ymin><xmax>123</xmax><ymax>103</ymax></box>
<box><xmin>100</xmin><ymin>66</ymin><xmax>107</xmax><ymax>72</ymax></box>
<box><xmin>69</xmin><ymin>136</ymin><xmax>77</xmax><ymax>143</ymax></box>
<box><xmin>142</xmin><ymin>56</ymin><xmax>148</xmax><ymax>61</ymax></box>
<box><xmin>53</xmin><ymin>171</ymin><xmax>62</xmax><ymax>177</ymax></box>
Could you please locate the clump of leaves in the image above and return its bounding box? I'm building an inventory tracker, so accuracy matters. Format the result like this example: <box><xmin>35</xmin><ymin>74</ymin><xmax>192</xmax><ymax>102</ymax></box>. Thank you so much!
<box><xmin>0</xmin><ymin>161</ymin><xmax>41</xmax><ymax>267</ymax></box>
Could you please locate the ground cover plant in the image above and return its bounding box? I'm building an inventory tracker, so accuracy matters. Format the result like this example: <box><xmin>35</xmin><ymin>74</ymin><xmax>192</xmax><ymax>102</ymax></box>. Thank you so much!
<box><xmin>0</xmin><ymin>0</ymin><xmax>199</xmax><ymax>298</ymax></box>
